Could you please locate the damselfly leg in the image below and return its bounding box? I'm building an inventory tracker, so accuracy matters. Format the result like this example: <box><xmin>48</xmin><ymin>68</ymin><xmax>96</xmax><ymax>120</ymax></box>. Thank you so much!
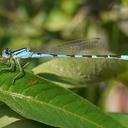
<box><xmin>0</xmin><ymin>58</ymin><xmax>25</xmax><ymax>84</ymax></box>
<box><xmin>0</xmin><ymin>58</ymin><xmax>16</xmax><ymax>73</ymax></box>
<box><xmin>12</xmin><ymin>59</ymin><xmax>25</xmax><ymax>84</ymax></box>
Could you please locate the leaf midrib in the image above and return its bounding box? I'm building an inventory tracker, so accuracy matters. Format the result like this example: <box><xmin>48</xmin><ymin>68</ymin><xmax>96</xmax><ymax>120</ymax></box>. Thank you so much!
<box><xmin>0</xmin><ymin>89</ymin><xmax>105</xmax><ymax>128</ymax></box>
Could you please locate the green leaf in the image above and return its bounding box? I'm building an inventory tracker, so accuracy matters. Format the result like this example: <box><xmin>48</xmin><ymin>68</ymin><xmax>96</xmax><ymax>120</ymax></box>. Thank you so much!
<box><xmin>32</xmin><ymin>58</ymin><xmax>128</xmax><ymax>88</ymax></box>
<box><xmin>109</xmin><ymin>113</ymin><xmax>128</xmax><ymax>128</ymax></box>
<box><xmin>0</xmin><ymin>62</ymin><xmax>125</xmax><ymax>128</ymax></box>
<box><xmin>0</xmin><ymin>104</ymin><xmax>51</xmax><ymax>128</ymax></box>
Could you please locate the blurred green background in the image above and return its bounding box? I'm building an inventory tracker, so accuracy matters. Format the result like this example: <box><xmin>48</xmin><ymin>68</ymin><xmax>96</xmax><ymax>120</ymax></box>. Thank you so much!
<box><xmin>0</xmin><ymin>0</ymin><xmax>128</xmax><ymax>52</ymax></box>
<box><xmin>0</xmin><ymin>0</ymin><xmax>128</xmax><ymax>113</ymax></box>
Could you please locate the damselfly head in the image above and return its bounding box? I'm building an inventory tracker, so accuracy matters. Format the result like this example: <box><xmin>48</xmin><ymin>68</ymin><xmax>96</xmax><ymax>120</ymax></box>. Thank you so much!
<box><xmin>2</xmin><ymin>48</ymin><xmax>12</xmax><ymax>58</ymax></box>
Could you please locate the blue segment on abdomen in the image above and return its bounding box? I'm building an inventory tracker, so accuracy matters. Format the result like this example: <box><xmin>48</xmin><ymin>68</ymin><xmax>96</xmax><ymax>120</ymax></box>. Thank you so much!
<box><xmin>74</xmin><ymin>55</ymin><xmax>82</xmax><ymax>58</ymax></box>
<box><xmin>120</xmin><ymin>55</ymin><xmax>128</xmax><ymax>60</ymax></box>
<box><xmin>57</xmin><ymin>54</ymin><xmax>70</xmax><ymax>58</ymax></box>
<box><xmin>32</xmin><ymin>53</ymin><xmax>77</xmax><ymax>58</ymax></box>
<box><xmin>92</xmin><ymin>55</ymin><xmax>97</xmax><ymax>58</ymax></box>
<box><xmin>32</xmin><ymin>53</ymin><xmax>54</xmax><ymax>58</ymax></box>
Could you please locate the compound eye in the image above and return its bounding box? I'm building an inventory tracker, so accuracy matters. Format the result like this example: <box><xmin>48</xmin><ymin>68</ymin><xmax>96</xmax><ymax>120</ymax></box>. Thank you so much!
<box><xmin>5</xmin><ymin>48</ymin><xmax>11</xmax><ymax>55</ymax></box>
<box><xmin>2</xmin><ymin>48</ymin><xmax>12</xmax><ymax>58</ymax></box>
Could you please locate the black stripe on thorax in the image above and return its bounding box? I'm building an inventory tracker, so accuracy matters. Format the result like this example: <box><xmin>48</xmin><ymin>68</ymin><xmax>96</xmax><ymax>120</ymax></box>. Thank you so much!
<box><xmin>13</xmin><ymin>48</ymin><xmax>28</xmax><ymax>55</ymax></box>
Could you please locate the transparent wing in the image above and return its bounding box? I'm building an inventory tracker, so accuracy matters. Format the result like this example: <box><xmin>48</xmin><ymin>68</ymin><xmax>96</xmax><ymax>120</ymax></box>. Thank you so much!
<box><xmin>32</xmin><ymin>38</ymin><xmax>108</xmax><ymax>55</ymax></box>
